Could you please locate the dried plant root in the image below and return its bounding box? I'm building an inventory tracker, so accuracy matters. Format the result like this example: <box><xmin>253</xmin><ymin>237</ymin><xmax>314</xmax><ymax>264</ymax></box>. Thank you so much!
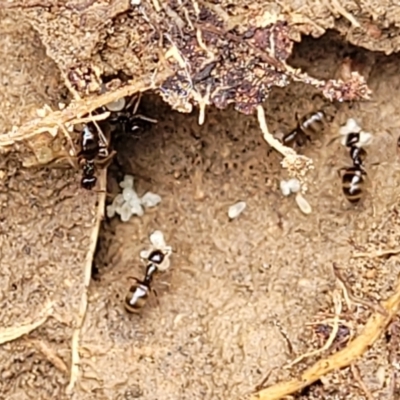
<box><xmin>0</xmin><ymin>71</ymin><xmax>171</xmax><ymax>148</ymax></box>
<box><xmin>353</xmin><ymin>247</ymin><xmax>400</xmax><ymax>259</ymax></box>
<box><xmin>257</xmin><ymin>105</ymin><xmax>314</xmax><ymax>187</ymax></box>
<box><xmin>251</xmin><ymin>273</ymin><xmax>400</xmax><ymax>400</ymax></box>
<box><xmin>66</xmin><ymin>169</ymin><xmax>107</xmax><ymax>394</ymax></box>
<box><xmin>284</xmin><ymin>290</ymin><xmax>342</xmax><ymax>369</ymax></box>
<box><xmin>0</xmin><ymin>302</ymin><xmax>53</xmax><ymax>345</ymax></box>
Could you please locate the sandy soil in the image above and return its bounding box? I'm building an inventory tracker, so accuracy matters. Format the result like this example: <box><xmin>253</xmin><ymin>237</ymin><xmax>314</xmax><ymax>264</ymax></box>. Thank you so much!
<box><xmin>1</xmin><ymin>10</ymin><xmax>400</xmax><ymax>400</ymax></box>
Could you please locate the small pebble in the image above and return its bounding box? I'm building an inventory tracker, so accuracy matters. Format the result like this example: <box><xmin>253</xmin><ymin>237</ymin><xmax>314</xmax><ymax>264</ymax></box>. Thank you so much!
<box><xmin>228</xmin><ymin>201</ymin><xmax>246</xmax><ymax>219</ymax></box>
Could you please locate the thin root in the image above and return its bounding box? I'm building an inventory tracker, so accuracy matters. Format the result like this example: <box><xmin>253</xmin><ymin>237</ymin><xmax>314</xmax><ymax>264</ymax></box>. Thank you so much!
<box><xmin>353</xmin><ymin>247</ymin><xmax>400</xmax><ymax>259</ymax></box>
<box><xmin>251</xmin><ymin>271</ymin><xmax>400</xmax><ymax>400</ymax></box>
<box><xmin>333</xmin><ymin>263</ymin><xmax>388</xmax><ymax>316</ymax></box>
<box><xmin>284</xmin><ymin>290</ymin><xmax>342</xmax><ymax>369</ymax></box>
<box><xmin>351</xmin><ymin>363</ymin><xmax>374</xmax><ymax>400</ymax></box>
<box><xmin>26</xmin><ymin>338</ymin><xmax>68</xmax><ymax>373</ymax></box>
<box><xmin>66</xmin><ymin>169</ymin><xmax>107</xmax><ymax>394</ymax></box>
<box><xmin>0</xmin><ymin>72</ymin><xmax>170</xmax><ymax>148</ymax></box>
<box><xmin>0</xmin><ymin>301</ymin><xmax>53</xmax><ymax>345</ymax></box>
<box><xmin>257</xmin><ymin>105</ymin><xmax>314</xmax><ymax>185</ymax></box>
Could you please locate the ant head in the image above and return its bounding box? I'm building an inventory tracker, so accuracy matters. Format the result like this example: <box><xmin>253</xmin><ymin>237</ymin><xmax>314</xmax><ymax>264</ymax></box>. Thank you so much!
<box><xmin>148</xmin><ymin>249</ymin><xmax>165</xmax><ymax>265</ymax></box>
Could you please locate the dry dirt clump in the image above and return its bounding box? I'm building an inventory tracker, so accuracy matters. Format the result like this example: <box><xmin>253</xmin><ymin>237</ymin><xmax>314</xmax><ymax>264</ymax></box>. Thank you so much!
<box><xmin>1</xmin><ymin>0</ymin><xmax>375</xmax><ymax>125</ymax></box>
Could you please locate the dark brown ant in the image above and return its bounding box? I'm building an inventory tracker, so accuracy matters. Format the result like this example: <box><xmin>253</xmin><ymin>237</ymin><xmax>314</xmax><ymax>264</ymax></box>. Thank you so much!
<box><xmin>283</xmin><ymin>110</ymin><xmax>326</xmax><ymax>147</ymax></box>
<box><xmin>103</xmin><ymin>94</ymin><xmax>157</xmax><ymax>137</ymax></box>
<box><xmin>124</xmin><ymin>250</ymin><xmax>166</xmax><ymax>313</ymax></box>
<box><xmin>78</xmin><ymin>122</ymin><xmax>115</xmax><ymax>190</ymax></box>
<box><xmin>339</xmin><ymin>131</ymin><xmax>369</xmax><ymax>204</ymax></box>
<box><xmin>340</xmin><ymin>166</ymin><xmax>366</xmax><ymax>204</ymax></box>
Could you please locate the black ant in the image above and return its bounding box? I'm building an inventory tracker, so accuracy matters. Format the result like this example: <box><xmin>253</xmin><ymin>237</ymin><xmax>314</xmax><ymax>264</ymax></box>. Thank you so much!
<box><xmin>103</xmin><ymin>93</ymin><xmax>157</xmax><ymax>137</ymax></box>
<box><xmin>339</xmin><ymin>131</ymin><xmax>370</xmax><ymax>204</ymax></box>
<box><xmin>124</xmin><ymin>250</ymin><xmax>166</xmax><ymax>313</ymax></box>
<box><xmin>283</xmin><ymin>110</ymin><xmax>326</xmax><ymax>147</ymax></box>
<box><xmin>78</xmin><ymin>122</ymin><xmax>115</xmax><ymax>190</ymax></box>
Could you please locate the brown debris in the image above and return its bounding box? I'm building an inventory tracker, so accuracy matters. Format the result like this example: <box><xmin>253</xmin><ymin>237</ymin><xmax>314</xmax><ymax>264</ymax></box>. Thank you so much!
<box><xmin>251</xmin><ymin>273</ymin><xmax>400</xmax><ymax>400</ymax></box>
<box><xmin>3</xmin><ymin>1</ymin><xmax>373</xmax><ymax>126</ymax></box>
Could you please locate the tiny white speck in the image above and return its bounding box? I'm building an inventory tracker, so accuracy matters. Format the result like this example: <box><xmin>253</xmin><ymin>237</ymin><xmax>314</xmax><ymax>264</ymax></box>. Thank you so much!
<box><xmin>228</xmin><ymin>201</ymin><xmax>246</xmax><ymax>219</ymax></box>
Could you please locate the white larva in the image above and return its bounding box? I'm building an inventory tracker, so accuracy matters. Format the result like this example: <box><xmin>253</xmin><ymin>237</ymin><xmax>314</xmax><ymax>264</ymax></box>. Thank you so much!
<box><xmin>295</xmin><ymin>193</ymin><xmax>312</xmax><ymax>215</ymax></box>
<box><xmin>228</xmin><ymin>201</ymin><xmax>247</xmax><ymax>219</ymax></box>
<box><xmin>339</xmin><ymin>118</ymin><xmax>361</xmax><ymax>136</ymax></box>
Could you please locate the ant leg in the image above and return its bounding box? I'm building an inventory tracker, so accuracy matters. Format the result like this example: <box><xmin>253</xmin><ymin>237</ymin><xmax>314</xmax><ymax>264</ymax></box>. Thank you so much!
<box><xmin>133</xmin><ymin>114</ymin><xmax>158</xmax><ymax>124</ymax></box>
<box><xmin>337</xmin><ymin>167</ymin><xmax>347</xmax><ymax>178</ymax></box>
<box><xmin>152</xmin><ymin>287</ymin><xmax>161</xmax><ymax>308</ymax></box>
<box><xmin>95</xmin><ymin>150</ymin><xmax>117</xmax><ymax>168</ymax></box>
<box><xmin>132</xmin><ymin>92</ymin><xmax>142</xmax><ymax>115</ymax></box>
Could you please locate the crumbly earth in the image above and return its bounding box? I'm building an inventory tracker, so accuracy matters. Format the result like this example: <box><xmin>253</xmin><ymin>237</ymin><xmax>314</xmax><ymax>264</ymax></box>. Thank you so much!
<box><xmin>2</xmin><ymin>10</ymin><xmax>400</xmax><ymax>400</ymax></box>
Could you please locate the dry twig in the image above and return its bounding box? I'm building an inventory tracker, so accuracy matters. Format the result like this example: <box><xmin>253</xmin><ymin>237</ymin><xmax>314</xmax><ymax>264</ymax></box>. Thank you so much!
<box><xmin>66</xmin><ymin>169</ymin><xmax>107</xmax><ymax>394</ymax></box>
<box><xmin>351</xmin><ymin>363</ymin><xmax>374</xmax><ymax>400</ymax></box>
<box><xmin>0</xmin><ymin>72</ymin><xmax>171</xmax><ymax>148</ymax></box>
<box><xmin>0</xmin><ymin>302</ymin><xmax>53</xmax><ymax>345</ymax></box>
<box><xmin>284</xmin><ymin>290</ymin><xmax>343</xmax><ymax>369</ymax></box>
<box><xmin>353</xmin><ymin>247</ymin><xmax>400</xmax><ymax>259</ymax></box>
<box><xmin>251</xmin><ymin>272</ymin><xmax>400</xmax><ymax>400</ymax></box>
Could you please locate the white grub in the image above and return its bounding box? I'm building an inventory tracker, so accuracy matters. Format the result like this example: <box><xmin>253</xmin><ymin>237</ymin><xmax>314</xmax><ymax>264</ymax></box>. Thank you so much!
<box><xmin>280</xmin><ymin>178</ymin><xmax>301</xmax><ymax>197</ymax></box>
<box><xmin>122</xmin><ymin>186</ymin><xmax>140</xmax><ymax>203</ymax></box>
<box><xmin>295</xmin><ymin>193</ymin><xmax>312</xmax><ymax>215</ymax></box>
<box><xmin>106</xmin><ymin>204</ymin><xmax>116</xmax><ymax>218</ymax></box>
<box><xmin>228</xmin><ymin>201</ymin><xmax>246</xmax><ymax>219</ymax></box>
<box><xmin>150</xmin><ymin>230</ymin><xmax>167</xmax><ymax>248</ymax></box>
<box><xmin>339</xmin><ymin>118</ymin><xmax>361</xmax><ymax>136</ymax></box>
<box><xmin>141</xmin><ymin>192</ymin><xmax>162</xmax><ymax>208</ymax></box>
<box><xmin>280</xmin><ymin>180</ymin><xmax>291</xmax><ymax>197</ymax></box>
<box><xmin>357</xmin><ymin>131</ymin><xmax>373</xmax><ymax>147</ymax></box>
<box><xmin>145</xmin><ymin>230</ymin><xmax>173</xmax><ymax>272</ymax></box>
<box><xmin>104</xmin><ymin>97</ymin><xmax>126</xmax><ymax>112</ymax></box>
<box><xmin>109</xmin><ymin>175</ymin><xmax>161</xmax><ymax>221</ymax></box>
<box><xmin>120</xmin><ymin>202</ymin><xmax>133</xmax><ymax>222</ymax></box>
<box><xmin>129</xmin><ymin>200</ymin><xmax>144</xmax><ymax>217</ymax></box>
<box><xmin>119</xmin><ymin>174</ymin><xmax>134</xmax><ymax>189</ymax></box>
